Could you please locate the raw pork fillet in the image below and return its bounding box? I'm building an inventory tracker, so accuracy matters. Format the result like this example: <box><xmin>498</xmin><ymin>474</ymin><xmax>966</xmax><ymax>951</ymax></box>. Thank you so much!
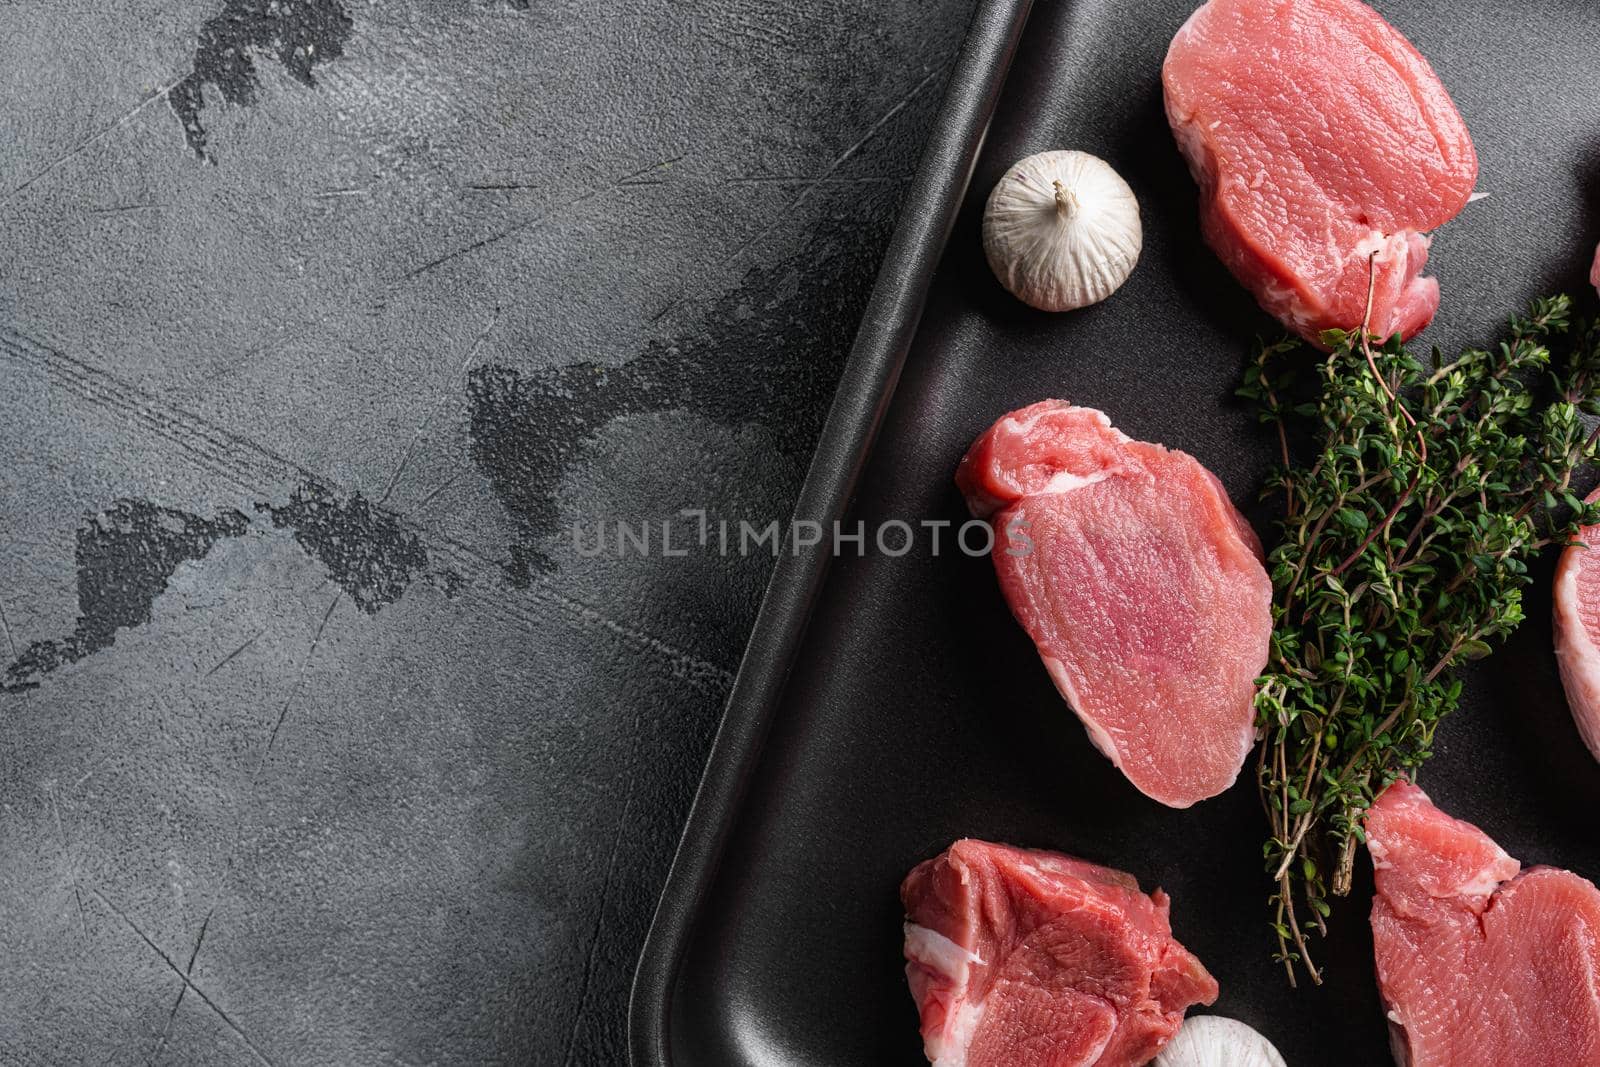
<box><xmin>956</xmin><ymin>401</ymin><xmax>1271</xmax><ymax>807</ymax></box>
<box><xmin>1163</xmin><ymin>0</ymin><xmax>1478</xmax><ymax>343</ymax></box>
<box><xmin>1368</xmin><ymin>783</ymin><xmax>1600</xmax><ymax>1066</ymax></box>
<box><xmin>901</xmin><ymin>839</ymin><xmax>1217</xmax><ymax>1067</ymax></box>
<box><xmin>1553</xmin><ymin>489</ymin><xmax>1600</xmax><ymax>760</ymax></box>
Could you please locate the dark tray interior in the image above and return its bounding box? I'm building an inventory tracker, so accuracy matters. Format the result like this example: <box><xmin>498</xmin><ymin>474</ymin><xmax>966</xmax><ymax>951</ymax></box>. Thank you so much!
<box><xmin>665</xmin><ymin>1</ymin><xmax>1600</xmax><ymax>1063</ymax></box>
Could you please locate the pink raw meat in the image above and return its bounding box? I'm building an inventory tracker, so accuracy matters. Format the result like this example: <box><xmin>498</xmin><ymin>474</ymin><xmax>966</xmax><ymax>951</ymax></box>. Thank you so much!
<box><xmin>1368</xmin><ymin>782</ymin><xmax>1600</xmax><ymax>1066</ymax></box>
<box><xmin>956</xmin><ymin>401</ymin><xmax>1271</xmax><ymax>807</ymax></box>
<box><xmin>1553</xmin><ymin>488</ymin><xmax>1600</xmax><ymax>760</ymax></box>
<box><xmin>1591</xmin><ymin>241</ymin><xmax>1599</xmax><ymax>297</ymax></box>
<box><xmin>901</xmin><ymin>839</ymin><xmax>1217</xmax><ymax>1067</ymax></box>
<box><xmin>1163</xmin><ymin>0</ymin><xmax>1478</xmax><ymax>343</ymax></box>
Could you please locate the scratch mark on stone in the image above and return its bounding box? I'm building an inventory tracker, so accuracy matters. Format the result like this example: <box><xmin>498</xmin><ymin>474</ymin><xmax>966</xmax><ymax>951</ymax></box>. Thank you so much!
<box><xmin>148</xmin><ymin>907</ymin><xmax>215</xmax><ymax>1065</ymax></box>
<box><xmin>92</xmin><ymin>890</ymin><xmax>276</xmax><ymax>1067</ymax></box>
<box><xmin>725</xmin><ymin>66</ymin><xmax>938</xmax><ymax>265</ymax></box>
<box><xmin>261</xmin><ymin>591</ymin><xmax>339</xmax><ymax>759</ymax></box>
<box><xmin>70</xmin><ymin>752</ymin><xmax>113</xmax><ymax>790</ymax></box>
<box><xmin>398</xmin><ymin>185</ymin><xmax>604</xmax><ymax>282</ymax></box>
<box><xmin>466</xmin><ymin>155</ymin><xmax>684</xmax><ymax>195</ymax></box>
<box><xmin>149</xmin><ymin>988</ymin><xmax>186</xmax><ymax>1064</ymax></box>
<box><xmin>0</xmin><ymin>597</ymin><xmax>16</xmax><ymax>658</ymax></box>
<box><xmin>185</xmin><ymin>908</ymin><xmax>215</xmax><ymax>973</ymax></box>
<box><xmin>402</xmin><ymin>156</ymin><xmax>686</xmax><ymax>283</ymax></box>
<box><xmin>378</xmin><ymin>307</ymin><xmax>502</xmax><ymax>507</ymax></box>
<box><xmin>46</xmin><ymin>783</ymin><xmax>89</xmax><ymax>939</ymax></box>
<box><xmin>0</xmin><ymin>77</ymin><xmax>185</xmax><ymax>209</ymax></box>
<box><xmin>412</xmin><ymin>472</ymin><xmax>461</xmax><ymax>514</ymax></box>
<box><xmin>618</xmin><ymin>155</ymin><xmax>685</xmax><ymax>182</ymax></box>
<box><xmin>204</xmin><ymin>630</ymin><xmax>265</xmax><ymax>677</ymax></box>
<box><xmin>615</xmin><ymin>155</ymin><xmax>686</xmax><ymax>187</ymax></box>
<box><xmin>559</xmin><ymin>757</ymin><xmax>640</xmax><ymax>1067</ymax></box>
<box><xmin>377</xmin><ymin>434</ymin><xmax>425</xmax><ymax>508</ymax></box>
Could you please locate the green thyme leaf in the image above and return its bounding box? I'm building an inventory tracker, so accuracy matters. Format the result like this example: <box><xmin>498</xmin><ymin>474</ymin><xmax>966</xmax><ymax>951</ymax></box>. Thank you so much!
<box><xmin>1246</xmin><ymin>293</ymin><xmax>1600</xmax><ymax>987</ymax></box>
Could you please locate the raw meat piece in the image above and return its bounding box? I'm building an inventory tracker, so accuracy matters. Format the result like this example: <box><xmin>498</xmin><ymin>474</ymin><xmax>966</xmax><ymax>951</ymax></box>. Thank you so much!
<box><xmin>1553</xmin><ymin>488</ymin><xmax>1600</xmax><ymax>760</ymax></box>
<box><xmin>901</xmin><ymin>839</ymin><xmax>1217</xmax><ymax>1067</ymax></box>
<box><xmin>956</xmin><ymin>401</ymin><xmax>1271</xmax><ymax>807</ymax></box>
<box><xmin>1163</xmin><ymin>0</ymin><xmax>1478</xmax><ymax>343</ymax></box>
<box><xmin>1368</xmin><ymin>782</ymin><xmax>1600</xmax><ymax>1066</ymax></box>
<box><xmin>1591</xmin><ymin>241</ymin><xmax>1599</xmax><ymax>297</ymax></box>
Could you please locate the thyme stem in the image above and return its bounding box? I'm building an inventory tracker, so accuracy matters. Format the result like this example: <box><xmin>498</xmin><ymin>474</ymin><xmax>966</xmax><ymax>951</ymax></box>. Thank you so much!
<box><xmin>1238</xmin><ymin>289</ymin><xmax>1600</xmax><ymax>985</ymax></box>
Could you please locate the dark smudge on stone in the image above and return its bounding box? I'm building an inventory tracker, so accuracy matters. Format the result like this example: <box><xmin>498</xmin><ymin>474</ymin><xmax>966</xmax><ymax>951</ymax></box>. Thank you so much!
<box><xmin>259</xmin><ymin>481</ymin><xmax>430</xmax><ymax>614</ymax></box>
<box><xmin>466</xmin><ymin>215</ymin><xmax>896</xmax><ymax>585</ymax></box>
<box><xmin>425</xmin><ymin>568</ymin><xmax>465</xmax><ymax>599</ymax></box>
<box><xmin>1</xmin><ymin>482</ymin><xmax>448</xmax><ymax>692</ymax></box>
<box><xmin>2</xmin><ymin>501</ymin><xmax>249</xmax><ymax>692</ymax></box>
<box><xmin>169</xmin><ymin>0</ymin><xmax>355</xmax><ymax>161</ymax></box>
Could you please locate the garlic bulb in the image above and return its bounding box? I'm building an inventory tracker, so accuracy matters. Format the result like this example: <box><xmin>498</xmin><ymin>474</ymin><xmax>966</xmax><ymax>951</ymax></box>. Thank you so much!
<box><xmin>1153</xmin><ymin>1015</ymin><xmax>1287</xmax><ymax>1067</ymax></box>
<box><xmin>982</xmin><ymin>149</ymin><xmax>1142</xmax><ymax>312</ymax></box>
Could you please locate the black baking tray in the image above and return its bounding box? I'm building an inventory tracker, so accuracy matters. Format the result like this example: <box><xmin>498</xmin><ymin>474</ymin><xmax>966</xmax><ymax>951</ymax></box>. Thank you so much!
<box><xmin>630</xmin><ymin>1</ymin><xmax>1600</xmax><ymax>1064</ymax></box>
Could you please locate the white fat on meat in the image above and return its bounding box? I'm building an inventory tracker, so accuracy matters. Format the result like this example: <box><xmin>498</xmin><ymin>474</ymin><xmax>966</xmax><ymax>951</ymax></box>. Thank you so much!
<box><xmin>1043</xmin><ymin>656</ymin><xmax>1122</xmax><ymax>768</ymax></box>
<box><xmin>956</xmin><ymin>400</ymin><xmax>1271</xmax><ymax>808</ymax></box>
<box><xmin>901</xmin><ymin>841</ymin><xmax>1218</xmax><ymax>1067</ymax></box>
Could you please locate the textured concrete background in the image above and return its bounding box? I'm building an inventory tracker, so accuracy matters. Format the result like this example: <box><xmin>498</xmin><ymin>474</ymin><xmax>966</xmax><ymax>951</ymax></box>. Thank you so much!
<box><xmin>0</xmin><ymin>0</ymin><xmax>975</xmax><ymax>1062</ymax></box>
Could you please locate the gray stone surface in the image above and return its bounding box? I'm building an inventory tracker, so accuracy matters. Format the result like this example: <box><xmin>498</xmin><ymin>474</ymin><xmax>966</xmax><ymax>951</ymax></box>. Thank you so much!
<box><xmin>0</xmin><ymin>0</ymin><xmax>974</xmax><ymax>1062</ymax></box>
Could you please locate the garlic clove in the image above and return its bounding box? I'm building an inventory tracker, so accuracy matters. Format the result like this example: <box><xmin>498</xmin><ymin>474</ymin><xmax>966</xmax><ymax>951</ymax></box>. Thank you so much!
<box><xmin>982</xmin><ymin>149</ymin><xmax>1142</xmax><ymax>312</ymax></box>
<box><xmin>1153</xmin><ymin>1015</ymin><xmax>1287</xmax><ymax>1067</ymax></box>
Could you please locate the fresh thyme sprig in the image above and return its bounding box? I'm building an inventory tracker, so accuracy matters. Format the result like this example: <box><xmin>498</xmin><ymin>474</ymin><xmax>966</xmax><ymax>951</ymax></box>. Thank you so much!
<box><xmin>1239</xmin><ymin>286</ymin><xmax>1600</xmax><ymax>986</ymax></box>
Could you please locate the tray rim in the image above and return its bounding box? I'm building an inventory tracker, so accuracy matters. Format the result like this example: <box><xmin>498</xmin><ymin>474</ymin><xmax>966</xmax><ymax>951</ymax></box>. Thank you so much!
<box><xmin>626</xmin><ymin>0</ymin><xmax>1036</xmax><ymax>1061</ymax></box>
